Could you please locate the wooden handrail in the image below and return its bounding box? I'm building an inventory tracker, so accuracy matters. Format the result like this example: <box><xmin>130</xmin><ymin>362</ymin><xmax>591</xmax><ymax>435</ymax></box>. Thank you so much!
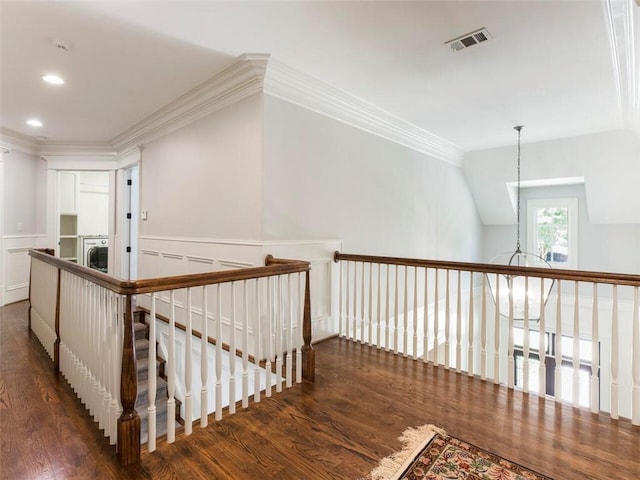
<box><xmin>334</xmin><ymin>251</ymin><xmax>640</xmax><ymax>287</ymax></box>
<box><xmin>29</xmin><ymin>249</ymin><xmax>310</xmax><ymax>294</ymax></box>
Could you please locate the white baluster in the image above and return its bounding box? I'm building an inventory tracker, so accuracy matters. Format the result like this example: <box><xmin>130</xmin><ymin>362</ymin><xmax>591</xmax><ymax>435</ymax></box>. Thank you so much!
<box><xmin>352</xmin><ymin>262</ymin><xmax>358</xmax><ymax>342</ymax></box>
<box><xmin>265</xmin><ymin>278</ymin><xmax>273</xmax><ymax>399</ymax></box>
<box><xmin>611</xmin><ymin>284</ymin><xmax>619</xmax><ymax>419</ymax></box>
<box><xmin>201</xmin><ymin>286</ymin><xmax>208</xmax><ymax>427</ymax></box>
<box><xmin>285</xmin><ymin>275</ymin><xmax>293</xmax><ymax>389</ymax></box>
<box><xmin>423</xmin><ymin>267</ymin><xmax>429</xmax><ymax>364</ymax></box>
<box><xmin>572</xmin><ymin>281</ymin><xmax>580</xmax><ymax>408</ymax></box>
<box><xmin>538</xmin><ymin>278</ymin><xmax>547</xmax><ymax>396</ymax></box>
<box><xmin>468</xmin><ymin>272</ymin><xmax>474</xmax><ymax>377</ymax></box>
<box><xmin>339</xmin><ymin>259</ymin><xmax>344</xmax><ymax>337</ymax></box>
<box><xmin>361</xmin><ymin>261</ymin><xmax>366</xmax><ymax>344</ymax></box>
<box><xmin>215</xmin><ymin>284</ymin><xmax>223</xmax><ymax>418</ymax></box>
<box><xmin>434</xmin><ymin>269</ymin><xmax>440</xmax><ymax>367</ymax></box>
<box><xmin>297</xmin><ymin>273</ymin><xmax>303</xmax><ymax>383</ymax></box>
<box><xmin>275</xmin><ymin>277</ymin><xmax>283</xmax><ymax>394</ymax></box>
<box><xmin>403</xmin><ymin>265</ymin><xmax>408</xmax><ymax>357</ymax></box>
<box><xmin>368</xmin><ymin>263</ymin><xmax>373</xmax><ymax>346</ymax></box>
<box><xmin>591</xmin><ymin>283</ymin><xmax>599</xmax><ymax>414</ymax></box>
<box><xmin>229</xmin><ymin>282</ymin><xmax>237</xmax><ymax>413</ymax></box>
<box><xmin>100</xmin><ymin>287</ymin><xmax>109</xmax><ymax>433</ymax></box>
<box><xmin>413</xmin><ymin>266</ymin><xmax>418</xmax><ymax>360</ymax></box>
<box><xmin>385</xmin><ymin>264</ymin><xmax>390</xmax><ymax>352</ymax></box>
<box><xmin>507</xmin><ymin>277</ymin><xmax>514</xmax><ymax>389</ymax></box>
<box><xmin>394</xmin><ymin>265</ymin><xmax>399</xmax><ymax>354</ymax></box>
<box><xmin>456</xmin><ymin>270</ymin><xmax>462</xmax><ymax>373</ymax></box>
<box><xmin>555</xmin><ymin>280</ymin><xmax>563</xmax><ymax>404</ymax></box>
<box><xmin>376</xmin><ymin>263</ymin><xmax>382</xmax><ymax>349</ymax></box>
<box><xmin>481</xmin><ymin>274</ymin><xmax>487</xmax><ymax>380</ymax></box>
<box><xmin>345</xmin><ymin>261</ymin><xmax>350</xmax><ymax>340</ymax></box>
<box><xmin>185</xmin><ymin>288</ymin><xmax>193</xmax><ymax>435</ymax></box>
<box><xmin>167</xmin><ymin>290</ymin><xmax>176</xmax><ymax>443</ymax></box>
<box><xmin>243</xmin><ymin>280</ymin><xmax>251</xmax><ymax>405</ymax></box>
<box><xmin>494</xmin><ymin>275</ymin><xmax>500</xmax><ymax>384</ymax></box>
<box><xmin>632</xmin><ymin>286</ymin><xmax>639</xmax><ymax>426</ymax></box>
<box><xmin>445</xmin><ymin>270</ymin><xmax>451</xmax><ymax>370</ymax></box>
<box><xmin>524</xmin><ymin>276</ymin><xmax>530</xmax><ymax>393</ymax></box>
<box><xmin>109</xmin><ymin>291</ymin><xmax>118</xmax><ymax>445</ymax></box>
<box><xmin>148</xmin><ymin>293</ymin><xmax>157</xmax><ymax>451</ymax></box>
<box><xmin>255</xmin><ymin>279</ymin><xmax>263</xmax><ymax>400</ymax></box>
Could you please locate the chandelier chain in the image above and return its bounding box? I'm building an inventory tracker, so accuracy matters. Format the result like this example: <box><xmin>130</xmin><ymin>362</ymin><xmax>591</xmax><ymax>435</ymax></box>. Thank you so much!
<box><xmin>515</xmin><ymin>126</ymin><xmax>522</xmax><ymax>253</ymax></box>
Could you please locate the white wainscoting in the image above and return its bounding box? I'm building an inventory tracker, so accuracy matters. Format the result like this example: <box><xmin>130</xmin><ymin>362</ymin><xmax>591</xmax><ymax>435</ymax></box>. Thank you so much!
<box><xmin>137</xmin><ymin>236</ymin><xmax>342</xmax><ymax>342</ymax></box>
<box><xmin>2</xmin><ymin>234</ymin><xmax>48</xmax><ymax>306</ymax></box>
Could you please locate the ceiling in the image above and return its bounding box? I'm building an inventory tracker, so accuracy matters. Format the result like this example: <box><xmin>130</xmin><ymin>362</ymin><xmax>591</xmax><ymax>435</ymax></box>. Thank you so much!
<box><xmin>0</xmin><ymin>1</ymin><xmax>634</xmax><ymax>154</ymax></box>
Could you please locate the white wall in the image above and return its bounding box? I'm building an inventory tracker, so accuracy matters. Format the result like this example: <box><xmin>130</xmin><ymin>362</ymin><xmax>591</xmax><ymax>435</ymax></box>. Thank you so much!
<box><xmin>139</xmin><ymin>93</ymin><xmax>263</xmax><ymax>241</ymax></box>
<box><xmin>3</xmin><ymin>149</ymin><xmax>45</xmax><ymax>235</ymax></box>
<box><xmin>262</xmin><ymin>94</ymin><xmax>482</xmax><ymax>262</ymax></box>
<box><xmin>1</xmin><ymin>148</ymin><xmax>47</xmax><ymax>304</ymax></box>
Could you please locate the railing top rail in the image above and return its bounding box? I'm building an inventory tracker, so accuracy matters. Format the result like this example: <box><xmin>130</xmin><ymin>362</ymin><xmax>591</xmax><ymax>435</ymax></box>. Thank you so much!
<box><xmin>29</xmin><ymin>249</ymin><xmax>310</xmax><ymax>295</ymax></box>
<box><xmin>334</xmin><ymin>251</ymin><xmax>640</xmax><ymax>287</ymax></box>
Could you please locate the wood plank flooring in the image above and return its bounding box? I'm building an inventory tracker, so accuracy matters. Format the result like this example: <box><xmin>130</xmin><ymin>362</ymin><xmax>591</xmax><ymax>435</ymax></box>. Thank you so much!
<box><xmin>1</xmin><ymin>300</ymin><xmax>639</xmax><ymax>479</ymax></box>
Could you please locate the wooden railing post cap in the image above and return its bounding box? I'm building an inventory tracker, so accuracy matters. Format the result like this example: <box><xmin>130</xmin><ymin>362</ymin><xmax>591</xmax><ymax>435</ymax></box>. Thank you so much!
<box><xmin>264</xmin><ymin>254</ymin><xmax>274</xmax><ymax>266</ymax></box>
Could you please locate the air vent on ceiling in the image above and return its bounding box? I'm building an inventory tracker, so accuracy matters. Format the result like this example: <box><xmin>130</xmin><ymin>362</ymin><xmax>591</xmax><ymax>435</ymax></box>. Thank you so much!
<box><xmin>445</xmin><ymin>27</ymin><xmax>492</xmax><ymax>52</ymax></box>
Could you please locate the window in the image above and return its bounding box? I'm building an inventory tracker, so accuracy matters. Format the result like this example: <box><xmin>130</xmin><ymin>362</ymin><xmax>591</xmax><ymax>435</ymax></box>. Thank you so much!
<box><xmin>513</xmin><ymin>327</ymin><xmax>597</xmax><ymax>407</ymax></box>
<box><xmin>527</xmin><ymin>198</ymin><xmax>578</xmax><ymax>268</ymax></box>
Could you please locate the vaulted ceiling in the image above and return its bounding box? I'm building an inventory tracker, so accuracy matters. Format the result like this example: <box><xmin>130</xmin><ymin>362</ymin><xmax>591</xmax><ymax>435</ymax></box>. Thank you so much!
<box><xmin>0</xmin><ymin>1</ymin><xmax>638</xmax><ymax>155</ymax></box>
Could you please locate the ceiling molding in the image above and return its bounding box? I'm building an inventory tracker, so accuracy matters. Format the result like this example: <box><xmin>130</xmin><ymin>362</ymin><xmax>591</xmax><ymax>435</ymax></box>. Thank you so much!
<box><xmin>263</xmin><ymin>59</ymin><xmax>464</xmax><ymax>165</ymax></box>
<box><xmin>603</xmin><ymin>0</ymin><xmax>640</xmax><ymax>136</ymax></box>
<box><xmin>5</xmin><ymin>53</ymin><xmax>463</xmax><ymax>165</ymax></box>
<box><xmin>0</xmin><ymin>128</ymin><xmax>38</xmax><ymax>155</ymax></box>
<box><xmin>37</xmin><ymin>143</ymin><xmax>116</xmax><ymax>157</ymax></box>
<box><xmin>42</xmin><ymin>156</ymin><xmax>118</xmax><ymax>171</ymax></box>
<box><xmin>110</xmin><ymin>54</ymin><xmax>270</xmax><ymax>153</ymax></box>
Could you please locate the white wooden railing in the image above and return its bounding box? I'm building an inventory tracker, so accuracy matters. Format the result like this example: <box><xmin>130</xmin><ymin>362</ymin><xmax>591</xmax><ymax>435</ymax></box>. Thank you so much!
<box><xmin>334</xmin><ymin>252</ymin><xmax>640</xmax><ymax>425</ymax></box>
<box><xmin>27</xmin><ymin>249</ymin><xmax>313</xmax><ymax>465</ymax></box>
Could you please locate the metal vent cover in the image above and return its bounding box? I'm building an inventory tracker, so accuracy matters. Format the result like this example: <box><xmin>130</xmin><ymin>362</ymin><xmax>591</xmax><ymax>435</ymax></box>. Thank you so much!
<box><xmin>445</xmin><ymin>27</ymin><xmax>492</xmax><ymax>52</ymax></box>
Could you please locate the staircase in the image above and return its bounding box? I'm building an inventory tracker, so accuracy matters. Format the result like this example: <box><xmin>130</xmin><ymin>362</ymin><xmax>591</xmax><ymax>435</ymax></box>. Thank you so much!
<box><xmin>133</xmin><ymin>313</ymin><xmax>182</xmax><ymax>443</ymax></box>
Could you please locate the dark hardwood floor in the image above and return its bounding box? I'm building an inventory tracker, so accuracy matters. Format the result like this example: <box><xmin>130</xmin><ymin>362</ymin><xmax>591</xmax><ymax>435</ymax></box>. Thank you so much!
<box><xmin>1</xmin><ymin>300</ymin><xmax>638</xmax><ymax>479</ymax></box>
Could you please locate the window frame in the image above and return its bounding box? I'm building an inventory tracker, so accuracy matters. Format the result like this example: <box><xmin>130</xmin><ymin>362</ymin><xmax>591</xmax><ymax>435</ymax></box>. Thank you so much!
<box><xmin>527</xmin><ymin>197</ymin><xmax>578</xmax><ymax>269</ymax></box>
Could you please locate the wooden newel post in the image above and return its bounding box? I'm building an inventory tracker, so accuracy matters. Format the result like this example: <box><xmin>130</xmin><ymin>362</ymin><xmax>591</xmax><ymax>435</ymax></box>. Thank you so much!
<box><xmin>54</xmin><ymin>268</ymin><xmax>61</xmax><ymax>376</ymax></box>
<box><xmin>117</xmin><ymin>294</ymin><xmax>140</xmax><ymax>465</ymax></box>
<box><xmin>302</xmin><ymin>269</ymin><xmax>315</xmax><ymax>382</ymax></box>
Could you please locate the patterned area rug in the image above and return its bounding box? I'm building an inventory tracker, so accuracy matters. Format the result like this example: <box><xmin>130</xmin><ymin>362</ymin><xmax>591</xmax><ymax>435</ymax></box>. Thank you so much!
<box><xmin>369</xmin><ymin>425</ymin><xmax>553</xmax><ymax>480</ymax></box>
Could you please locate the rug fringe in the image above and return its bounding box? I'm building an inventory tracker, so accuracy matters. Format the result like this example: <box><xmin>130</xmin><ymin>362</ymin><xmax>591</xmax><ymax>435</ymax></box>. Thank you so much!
<box><xmin>369</xmin><ymin>425</ymin><xmax>448</xmax><ymax>480</ymax></box>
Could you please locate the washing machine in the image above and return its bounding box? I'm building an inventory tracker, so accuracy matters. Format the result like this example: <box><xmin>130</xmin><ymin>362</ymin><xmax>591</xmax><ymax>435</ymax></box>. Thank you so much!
<box><xmin>82</xmin><ymin>236</ymin><xmax>109</xmax><ymax>273</ymax></box>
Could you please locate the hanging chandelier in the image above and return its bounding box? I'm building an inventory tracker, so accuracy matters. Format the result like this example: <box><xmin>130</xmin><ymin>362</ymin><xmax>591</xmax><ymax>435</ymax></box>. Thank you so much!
<box><xmin>487</xmin><ymin>126</ymin><xmax>554</xmax><ymax>321</ymax></box>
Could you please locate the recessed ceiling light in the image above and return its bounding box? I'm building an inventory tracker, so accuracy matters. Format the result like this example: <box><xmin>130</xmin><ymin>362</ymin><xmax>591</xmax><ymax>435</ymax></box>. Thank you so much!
<box><xmin>26</xmin><ymin>119</ymin><xmax>43</xmax><ymax>127</ymax></box>
<box><xmin>42</xmin><ymin>74</ymin><xmax>64</xmax><ymax>85</ymax></box>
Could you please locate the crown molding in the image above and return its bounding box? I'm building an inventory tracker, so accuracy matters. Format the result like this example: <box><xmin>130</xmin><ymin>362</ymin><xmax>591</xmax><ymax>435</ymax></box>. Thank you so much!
<box><xmin>263</xmin><ymin>59</ymin><xmax>464</xmax><ymax>165</ymax></box>
<box><xmin>37</xmin><ymin>142</ymin><xmax>116</xmax><ymax>157</ymax></box>
<box><xmin>3</xmin><ymin>53</ymin><xmax>463</xmax><ymax>165</ymax></box>
<box><xmin>111</xmin><ymin>54</ymin><xmax>270</xmax><ymax>153</ymax></box>
<box><xmin>0</xmin><ymin>128</ymin><xmax>38</xmax><ymax>155</ymax></box>
<box><xmin>603</xmin><ymin>0</ymin><xmax>640</xmax><ymax>136</ymax></box>
<box><xmin>42</xmin><ymin>155</ymin><xmax>118</xmax><ymax>171</ymax></box>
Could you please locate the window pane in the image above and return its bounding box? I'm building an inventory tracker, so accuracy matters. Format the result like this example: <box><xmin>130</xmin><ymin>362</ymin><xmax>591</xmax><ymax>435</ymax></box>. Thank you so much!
<box><xmin>535</xmin><ymin>206</ymin><xmax>569</xmax><ymax>264</ymax></box>
<box><xmin>560</xmin><ymin>336</ymin><xmax>592</xmax><ymax>362</ymax></box>
<box><xmin>515</xmin><ymin>355</ymin><xmax>540</xmax><ymax>392</ymax></box>
<box><xmin>559</xmin><ymin>365</ymin><xmax>590</xmax><ymax>407</ymax></box>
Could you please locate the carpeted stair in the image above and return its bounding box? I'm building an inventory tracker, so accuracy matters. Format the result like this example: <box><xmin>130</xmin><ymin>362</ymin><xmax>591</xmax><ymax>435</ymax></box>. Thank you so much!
<box><xmin>133</xmin><ymin>317</ymin><xmax>182</xmax><ymax>444</ymax></box>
